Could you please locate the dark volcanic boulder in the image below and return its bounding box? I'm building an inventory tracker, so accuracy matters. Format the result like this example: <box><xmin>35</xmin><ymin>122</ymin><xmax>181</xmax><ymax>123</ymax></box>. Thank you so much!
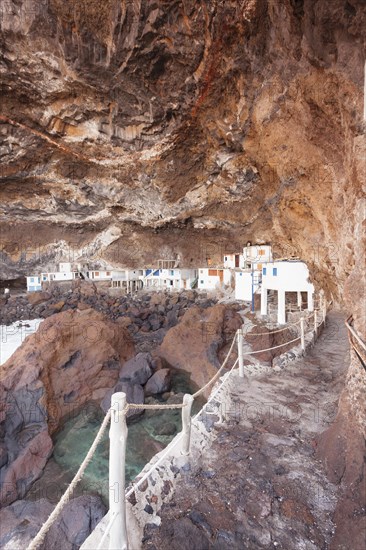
<box><xmin>144</xmin><ymin>369</ymin><xmax>172</xmax><ymax>397</ymax></box>
<box><xmin>0</xmin><ymin>495</ymin><xmax>106</xmax><ymax>550</ymax></box>
<box><xmin>101</xmin><ymin>381</ymin><xmax>144</xmax><ymax>421</ymax></box>
<box><xmin>119</xmin><ymin>352</ymin><xmax>153</xmax><ymax>385</ymax></box>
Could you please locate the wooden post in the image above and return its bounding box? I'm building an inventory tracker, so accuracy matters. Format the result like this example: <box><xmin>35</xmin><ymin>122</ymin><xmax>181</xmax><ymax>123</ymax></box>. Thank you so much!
<box><xmin>238</xmin><ymin>328</ymin><xmax>244</xmax><ymax>378</ymax></box>
<box><xmin>109</xmin><ymin>392</ymin><xmax>128</xmax><ymax>550</ymax></box>
<box><xmin>300</xmin><ymin>317</ymin><xmax>305</xmax><ymax>351</ymax></box>
<box><xmin>181</xmin><ymin>394</ymin><xmax>194</xmax><ymax>455</ymax></box>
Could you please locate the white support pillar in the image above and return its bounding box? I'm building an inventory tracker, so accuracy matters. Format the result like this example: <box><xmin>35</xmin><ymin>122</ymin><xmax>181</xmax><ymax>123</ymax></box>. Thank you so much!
<box><xmin>261</xmin><ymin>285</ymin><xmax>268</xmax><ymax>316</ymax></box>
<box><xmin>109</xmin><ymin>392</ymin><xmax>128</xmax><ymax>550</ymax></box>
<box><xmin>307</xmin><ymin>290</ymin><xmax>314</xmax><ymax>312</ymax></box>
<box><xmin>181</xmin><ymin>394</ymin><xmax>194</xmax><ymax>455</ymax></box>
<box><xmin>238</xmin><ymin>329</ymin><xmax>244</xmax><ymax>378</ymax></box>
<box><xmin>297</xmin><ymin>291</ymin><xmax>302</xmax><ymax>309</ymax></box>
<box><xmin>278</xmin><ymin>289</ymin><xmax>286</xmax><ymax>325</ymax></box>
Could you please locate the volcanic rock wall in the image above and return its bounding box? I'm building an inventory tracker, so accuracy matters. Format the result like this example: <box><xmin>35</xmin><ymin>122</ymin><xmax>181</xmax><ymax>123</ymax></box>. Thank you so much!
<box><xmin>0</xmin><ymin>0</ymin><xmax>365</xmax><ymax>333</ymax></box>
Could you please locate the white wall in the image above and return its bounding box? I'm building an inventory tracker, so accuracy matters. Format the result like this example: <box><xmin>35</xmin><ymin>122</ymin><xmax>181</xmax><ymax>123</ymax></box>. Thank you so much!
<box><xmin>235</xmin><ymin>271</ymin><xmax>261</xmax><ymax>301</ymax></box>
<box><xmin>26</xmin><ymin>276</ymin><xmax>42</xmax><ymax>292</ymax></box>
<box><xmin>243</xmin><ymin>245</ymin><xmax>272</xmax><ymax>264</ymax></box>
<box><xmin>262</xmin><ymin>261</ymin><xmax>314</xmax><ymax>292</ymax></box>
<box><xmin>197</xmin><ymin>268</ymin><xmax>221</xmax><ymax>290</ymax></box>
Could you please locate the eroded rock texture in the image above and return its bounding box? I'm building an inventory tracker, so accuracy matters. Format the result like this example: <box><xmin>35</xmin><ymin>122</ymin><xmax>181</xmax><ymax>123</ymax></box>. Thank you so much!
<box><xmin>0</xmin><ymin>308</ymin><xmax>134</xmax><ymax>505</ymax></box>
<box><xmin>0</xmin><ymin>0</ymin><xmax>365</xmax><ymax>332</ymax></box>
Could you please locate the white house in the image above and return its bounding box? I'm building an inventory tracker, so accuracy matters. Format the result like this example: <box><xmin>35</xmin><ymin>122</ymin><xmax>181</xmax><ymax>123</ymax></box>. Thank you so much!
<box><xmin>234</xmin><ymin>270</ymin><xmax>262</xmax><ymax>302</ymax></box>
<box><xmin>85</xmin><ymin>269</ymin><xmax>112</xmax><ymax>281</ymax></box>
<box><xmin>243</xmin><ymin>244</ymin><xmax>273</xmax><ymax>269</ymax></box>
<box><xmin>111</xmin><ymin>269</ymin><xmax>144</xmax><ymax>292</ymax></box>
<box><xmin>197</xmin><ymin>268</ymin><xmax>224</xmax><ymax>290</ymax></box>
<box><xmin>223</xmin><ymin>253</ymin><xmax>244</xmax><ymax>269</ymax></box>
<box><xmin>143</xmin><ymin>268</ymin><xmax>197</xmax><ymax>290</ymax></box>
<box><xmin>260</xmin><ymin>261</ymin><xmax>314</xmax><ymax>324</ymax></box>
<box><xmin>26</xmin><ymin>276</ymin><xmax>42</xmax><ymax>292</ymax></box>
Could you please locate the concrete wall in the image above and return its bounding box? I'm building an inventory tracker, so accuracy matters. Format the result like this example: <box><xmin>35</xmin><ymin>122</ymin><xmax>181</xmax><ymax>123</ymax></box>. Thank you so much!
<box><xmin>262</xmin><ymin>261</ymin><xmax>314</xmax><ymax>292</ymax></box>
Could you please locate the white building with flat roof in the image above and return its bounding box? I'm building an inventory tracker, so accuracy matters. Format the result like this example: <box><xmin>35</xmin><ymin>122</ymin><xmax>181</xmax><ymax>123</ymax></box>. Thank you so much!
<box><xmin>261</xmin><ymin>261</ymin><xmax>314</xmax><ymax>324</ymax></box>
<box><xmin>223</xmin><ymin>253</ymin><xmax>244</xmax><ymax>269</ymax></box>
<box><xmin>197</xmin><ymin>268</ymin><xmax>224</xmax><ymax>290</ymax></box>
<box><xmin>143</xmin><ymin>268</ymin><xmax>197</xmax><ymax>290</ymax></box>
<box><xmin>235</xmin><ymin>270</ymin><xmax>262</xmax><ymax>301</ymax></box>
<box><xmin>243</xmin><ymin>244</ymin><xmax>272</xmax><ymax>269</ymax></box>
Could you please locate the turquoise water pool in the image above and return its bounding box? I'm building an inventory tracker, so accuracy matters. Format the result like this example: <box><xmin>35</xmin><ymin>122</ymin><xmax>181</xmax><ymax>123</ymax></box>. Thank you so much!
<box><xmin>52</xmin><ymin>370</ymin><xmax>205</xmax><ymax>504</ymax></box>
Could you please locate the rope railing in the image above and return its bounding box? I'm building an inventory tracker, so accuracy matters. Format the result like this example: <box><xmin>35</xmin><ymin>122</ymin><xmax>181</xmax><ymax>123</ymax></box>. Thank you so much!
<box><xmin>28</xmin><ymin>304</ymin><xmax>327</xmax><ymax>550</ymax></box>
<box><xmin>26</xmin><ymin>409</ymin><xmax>112</xmax><ymax>550</ymax></box>
<box><xmin>345</xmin><ymin>315</ymin><xmax>366</xmax><ymax>370</ymax></box>
<box><xmin>192</xmin><ymin>333</ymin><xmax>238</xmax><ymax>398</ymax></box>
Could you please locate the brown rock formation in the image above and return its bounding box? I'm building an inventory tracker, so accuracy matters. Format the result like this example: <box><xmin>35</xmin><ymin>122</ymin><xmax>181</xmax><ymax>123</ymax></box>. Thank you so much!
<box><xmin>159</xmin><ymin>304</ymin><xmax>242</xmax><ymax>392</ymax></box>
<box><xmin>0</xmin><ymin>309</ymin><xmax>134</xmax><ymax>505</ymax></box>
<box><xmin>0</xmin><ymin>0</ymin><xmax>364</xmax><ymax>334</ymax></box>
<box><xmin>316</xmin><ymin>348</ymin><xmax>366</xmax><ymax>549</ymax></box>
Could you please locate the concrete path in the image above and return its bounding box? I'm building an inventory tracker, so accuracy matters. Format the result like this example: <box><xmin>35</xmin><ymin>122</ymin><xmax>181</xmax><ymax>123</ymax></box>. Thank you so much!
<box><xmin>142</xmin><ymin>311</ymin><xmax>350</xmax><ymax>550</ymax></box>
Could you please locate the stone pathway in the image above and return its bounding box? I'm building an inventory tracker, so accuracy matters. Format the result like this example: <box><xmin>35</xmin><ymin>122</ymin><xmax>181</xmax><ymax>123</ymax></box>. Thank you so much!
<box><xmin>142</xmin><ymin>311</ymin><xmax>349</xmax><ymax>550</ymax></box>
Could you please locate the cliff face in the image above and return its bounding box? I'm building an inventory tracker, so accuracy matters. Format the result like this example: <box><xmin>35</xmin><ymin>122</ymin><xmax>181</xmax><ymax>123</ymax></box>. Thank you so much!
<box><xmin>0</xmin><ymin>0</ymin><xmax>365</xmax><ymax>332</ymax></box>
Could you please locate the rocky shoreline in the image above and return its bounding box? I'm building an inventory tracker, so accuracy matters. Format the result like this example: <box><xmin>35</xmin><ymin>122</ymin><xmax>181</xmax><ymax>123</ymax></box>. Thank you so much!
<box><xmin>0</xmin><ymin>284</ymin><xmax>244</xmax><ymax>548</ymax></box>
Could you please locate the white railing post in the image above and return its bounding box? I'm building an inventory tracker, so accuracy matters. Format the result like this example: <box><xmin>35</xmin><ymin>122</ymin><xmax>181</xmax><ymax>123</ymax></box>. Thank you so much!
<box><xmin>238</xmin><ymin>328</ymin><xmax>244</xmax><ymax>378</ymax></box>
<box><xmin>181</xmin><ymin>394</ymin><xmax>194</xmax><ymax>455</ymax></box>
<box><xmin>109</xmin><ymin>392</ymin><xmax>128</xmax><ymax>550</ymax></box>
<box><xmin>300</xmin><ymin>317</ymin><xmax>305</xmax><ymax>351</ymax></box>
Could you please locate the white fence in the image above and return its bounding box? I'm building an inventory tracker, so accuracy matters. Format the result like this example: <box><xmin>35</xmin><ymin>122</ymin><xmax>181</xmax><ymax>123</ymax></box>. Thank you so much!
<box><xmin>26</xmin><ymin>305</ymin><xmax>328</xmax><ymax>550</ymax></box>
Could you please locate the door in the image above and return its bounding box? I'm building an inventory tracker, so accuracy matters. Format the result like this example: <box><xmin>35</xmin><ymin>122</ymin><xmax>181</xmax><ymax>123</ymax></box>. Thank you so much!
<box><xmin>235</xmin><ymin>255</ymin><xmax>240</xmax><ymax>268</ymax></box>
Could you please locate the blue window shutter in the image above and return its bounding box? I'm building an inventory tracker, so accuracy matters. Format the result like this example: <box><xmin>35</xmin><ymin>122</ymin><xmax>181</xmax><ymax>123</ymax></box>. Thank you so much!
<box><xmin>273</xmin><ymin>268</ymin><xmax>277</xmax><ymax>276</ymax></box>
<box><xmin>263</xmin><ymin>267</ymin><xmax>266</xmax><ymax>275</ymax></box>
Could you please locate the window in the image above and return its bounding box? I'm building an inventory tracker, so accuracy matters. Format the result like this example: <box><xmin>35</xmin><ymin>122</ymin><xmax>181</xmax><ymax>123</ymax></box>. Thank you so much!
<box><xmin>30</xmin><ymin>277</ymin><xmax>34</xmax><ymax>283</ymax></box>
<box><xmin>170</xmin><ymin>270</ymin><xmax>174</xmax><ymax>276</ymax></box>
<box><xmin>263</xmin><ymin>267</ymin><xmax>267</xmax><ymax>275</ymax></box>
<box><xmin>273</xmin><ymin>268</ymin><xmax>277</xmax><ymax>276</ymax></box>
<box><xmin>200</xmin><ymin>269</ymin><xmax>204</xmax><ymax>274</ymax></box>
<box><xmin>200</xmin><ymin>280</ymin><xmax>204</xmax><ymax>285</ymax></box>
<box><xmin>224</xmin><ymin>256</ymin><xmax>227</xmax><ymax>261</ymax></box>
<box><xmin>95</xmin><ymin>272</ymin><xmax>99</xmax><ymax>277</ymax></box>
<box><xmin>43</xmin><ymin>276</ymin><xmax>47</xmax><ymax>281</ymax></box>
<box><xmin>106</xmin><ymin>271</ymin><xmax>111</xmax><ymax>276</ymax></box>
<box><xmin>259</xmin><ymin>249</ymin><xmax>265</xmax><ymax>256</ymax></box>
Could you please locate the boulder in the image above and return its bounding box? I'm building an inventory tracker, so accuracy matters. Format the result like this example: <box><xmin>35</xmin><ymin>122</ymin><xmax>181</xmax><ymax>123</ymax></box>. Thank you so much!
<box><xmin>159</xmin><ymin>305</ymin><xmax>241</xmax><ymax>395</ymax></box>
<box><xmin>101</xmin><ymin>381</ymin><xmax>144</xmax><ymax>421</ymax></box>
<box><xmin>0</xmin><ymin>309</ymin><xmax>134</xmax><ymax>505</ymax></box>
<box><xmin>144</xmin><ymin>369</ymin><xmax>172</xmax><ymax>397</ymax></box>
<box><xmin>0</xmin><ymin>495</ymin><xmax>106</xmax><ymax>550</ymax></box>
<box><xmin>27</xmin><ymin>292</ymin><xmax>51</xmax><ymax>306</ymax></box>
<box><xmin>119</xmin><ymin>352</ymin><xmax>153</xmax><ymax>385</ymax></box>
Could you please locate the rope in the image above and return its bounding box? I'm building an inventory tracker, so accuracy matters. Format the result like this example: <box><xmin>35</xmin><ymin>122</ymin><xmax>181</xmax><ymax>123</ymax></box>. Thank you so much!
<box><xmin>242</xmin><ymin>336</ymin><xmax>301</xmax><ymax>355</ymax></box>
<box><xmin>125</xmin><ymin>432</ymin><xmax>184</xmax><ymax>498</ymax></box>
<box><xmin>26</xmin><ymin>409</ymin><xmax>112</xmax><ymax>550</ymax></box>
<box><xmin>124</xmin><ymin>402</ymin><xmax>185</xmax><ymax>411</ymax></box>
<box><xmin>192</xmin><ymin>331</ymin><xmax>238</xmax><ymax>398</ymax></box>
<box><xmin>193</xmin><ymin>357</ymin><xmax>239</xmax><ymax>422</ymax></box>
<box><xmin>243</xmin><ymin>311</ymin><xmax>315</xmax><ymax>336</ymax></box>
